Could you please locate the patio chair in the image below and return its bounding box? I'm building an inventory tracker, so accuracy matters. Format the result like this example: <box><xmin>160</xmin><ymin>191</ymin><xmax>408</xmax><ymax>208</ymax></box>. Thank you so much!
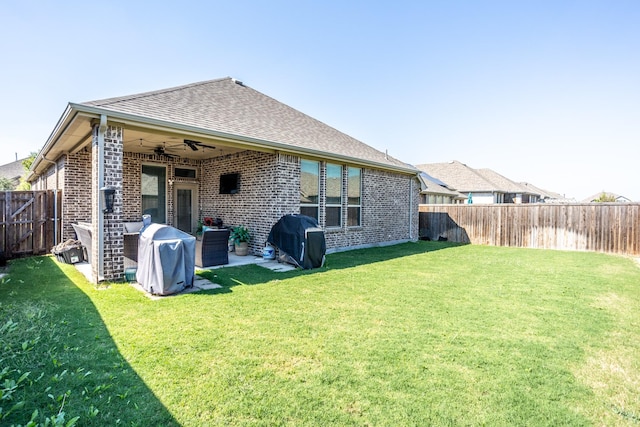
<box><xmin>123</xmin><ymin>222</ymin><xmax>144</xmax><ymax>270</ymax></box>
<box><xmin>72</xmin><ymin>222</ymin><xmax>93</xmax><ymax>263</ymax></box>
<box><xmin>195</xmin><ymin>228</ymin><xmax>230</xmax><ymax>268</ymax></box>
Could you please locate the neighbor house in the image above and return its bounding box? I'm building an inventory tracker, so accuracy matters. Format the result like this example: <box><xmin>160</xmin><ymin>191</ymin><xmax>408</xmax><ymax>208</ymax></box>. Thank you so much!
<box><xmin>28</xmin><ymin>77</ymin><xmax>420</xmax><ymax>283</ymax></box>
<box><xmin>520</xmin><ymin>182</ymin><xmax>570</xmax><ymax>203</ymax></box>
<box><xmin>582</xmin><ymin>192</ymin><xmax>633</xmax><ymax>203</ymax></box>
<box><xmin>416</xmin><ymin>160</ymin><xmax>539</xmax><ymax>204</ymax></box>
<box><xmin>0</xmin><ymin>157</ymin><xmax>26</xmax><ymax>189</ymax></box>
<box><xmin>417</xmin><ymin>171</ymin><xmax>465</xmax><ymax>204</ymax></box>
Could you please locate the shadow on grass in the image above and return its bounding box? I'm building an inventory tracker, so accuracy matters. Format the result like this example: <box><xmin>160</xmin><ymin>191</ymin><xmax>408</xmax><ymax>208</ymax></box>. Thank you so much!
<box><xmin>197</xmin><ymin>240</ymin><xmax>464</xmax><ymax>292</ymax></box>
<box><xmin>0</xmin><ymin>256</ymin><xmax>179</xmax><ymax>426</ymax></box>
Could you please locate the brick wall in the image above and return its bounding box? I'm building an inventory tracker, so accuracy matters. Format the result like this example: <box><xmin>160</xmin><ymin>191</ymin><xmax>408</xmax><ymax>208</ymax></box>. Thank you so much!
<box><xmin>33</xmin><ymin>139</ymin><xmax>418</xmax><ymax>280</ymax></box>
<box><xmin>200</xmin><ymin>151</ymin><xmax>299</xmax><ymax>255</ymax></box>
<box><xmin>322</xmin><ymin>167</ymin><xmax>419</xmax><ymax>250</ymax></box>
<box><xmin>89</xmin><ymin>125</ymin><xmax>124</xmax><ymax>282</ymax></box>
<box><xmin>122</xmin><ymin>152</ymin><xmax>201</xmax><ymax>223</ymax></box>
<box><xmin>63</xmin><ymin>151</ymin><xmax>92</xmax><ymax>240</ymax></box>
<box><xmin>31</xmin><ymin>156</ymin><xmax>65</xmax><ymax>192</ymax></box>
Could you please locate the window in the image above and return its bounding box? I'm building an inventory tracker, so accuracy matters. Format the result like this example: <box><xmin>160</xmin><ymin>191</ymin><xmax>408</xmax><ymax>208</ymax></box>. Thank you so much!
<box><xmin>174</xmin><ymin>167</ymin><xmax>196</xmax><ymax>179</ymax></box>
<box><xmin>142</xmin><ymin>165</ymin><xmax>166</xmax><ymax>223</ymax></box>
<box><xmin>300</xmin><ymin>159</ymin><xmax>319</xmax><ymax>220</ymax></box>
<box><xmin>347</xmin><ymin>167</ymin><xmax>362</xmax><ymax>226</ymax></box>
<box><xmin>219</xmin><ymin>173</ymin><xmax>240</xmax><ymax>194</ymax></box>
<box><xmin>325</xmin><ymin>163</ymin><xmax>343</xmax><ymax>227</ymax></box>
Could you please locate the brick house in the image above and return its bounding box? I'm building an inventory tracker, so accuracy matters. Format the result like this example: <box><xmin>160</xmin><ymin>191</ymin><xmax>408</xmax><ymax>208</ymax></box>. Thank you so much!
<box><xmin>29</xmin><ymin>77</ymin><xmax>420</xmax><ymax>283</ymax></box>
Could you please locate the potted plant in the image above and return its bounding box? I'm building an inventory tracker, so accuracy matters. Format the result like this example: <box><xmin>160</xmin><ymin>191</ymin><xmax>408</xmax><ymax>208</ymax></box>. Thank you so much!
<box><xmin>196</xmin><ymin>217</ymin><xmax>216</xmax><ymax>238</ymax></box>
<box><xmin>231</xmin><ymin>225</ymin><xmax>251</xmax><ymax>256</ymax></box>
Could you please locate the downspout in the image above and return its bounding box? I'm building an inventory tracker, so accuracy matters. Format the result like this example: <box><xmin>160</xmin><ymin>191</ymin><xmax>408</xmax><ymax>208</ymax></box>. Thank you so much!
<box><xmin>40</xmin><ymin>156</ymin><xmax>59</xmax><ymax>245</ymax></box>
<box><xmin>97</xmin><ymin>114</ymin><xmax>107</xmax><ymax>281</ymax></box>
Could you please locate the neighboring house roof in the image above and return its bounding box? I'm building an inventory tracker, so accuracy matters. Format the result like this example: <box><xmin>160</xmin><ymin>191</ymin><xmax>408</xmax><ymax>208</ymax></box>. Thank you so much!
<box><xmin>582</xmin><ymin>192</ymin><xmax>632</xmax><ymax>203</ymax></box>
<box><xmin>520</xmin><ymin>182</ymin><xmax>564</xmax><ymax>200</ymax></box>
<box><xmin>475</xmin><ymin>168</ymin><xmax>535</xmax><ymax>195</ymax></box>
<box><xmin>415</xmin><ymin>161</ymin><xmax>500</xmax><ymax>193</ymax></box>
<box><xmin>418</xmin><ymin>172</ymin><xmax>464</xmax><ymax>198</ymax></box>
<box><xmin>0</xmin><ymin>158</ymin><xmax>26</xmax><ymax>184</ymax></box>
<box><xmin>30</xmin><ymin>77</ymin><xmax>415</xmax><ymax>179</ymax></box>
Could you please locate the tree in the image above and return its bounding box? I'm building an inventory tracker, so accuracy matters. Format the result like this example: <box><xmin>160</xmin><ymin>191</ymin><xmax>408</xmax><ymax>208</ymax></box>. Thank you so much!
<box><xmin>0</xmin><ymin>176</ymin><xmax>15</xmax><ymax>190</ymax></box>
<box><xmin>594</xmin><ymin>192</ymin><xmax>617</xmax><ymax>203</ymax></box>
<box><xmin>21</xmin><ymin>152</ymin><xmax>37</xmax><ymax>171</ymax></box>
<box><xmin>15</xmin><ymin>152</ymin><xmax>38</xmax><ymax>191</ymax></box>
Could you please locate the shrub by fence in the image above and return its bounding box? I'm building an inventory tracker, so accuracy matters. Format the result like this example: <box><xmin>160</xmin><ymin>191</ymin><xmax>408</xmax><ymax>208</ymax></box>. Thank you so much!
<box><xmin>419</xmin><ymin>203</ymin><xmax>640</xmax><ymax>256</ymax></box>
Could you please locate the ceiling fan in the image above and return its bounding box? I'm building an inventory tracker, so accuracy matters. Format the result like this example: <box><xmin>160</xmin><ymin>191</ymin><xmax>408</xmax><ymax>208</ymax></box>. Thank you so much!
<box><xmin>183</xmin><ymin>139</ymin><xmax>215</xmax><ymax>151</ymax></box>
<box><xmin>153</xmin><ymin>145</ymin><xmax>177</xmax><ymax>159</ymax></box>
<box><xmin>133</xmin><ymin>138</ymin><xmax>216</xmax><ymax>158</ymax></box>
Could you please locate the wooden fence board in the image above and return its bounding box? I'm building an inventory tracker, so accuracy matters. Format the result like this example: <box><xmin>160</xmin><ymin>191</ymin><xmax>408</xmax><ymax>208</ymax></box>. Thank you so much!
<box><xmin>0</xmin><ymin>190</ymin><xmax>62</xmax><ymax>258</ymax></box>
<box><xmin>419</xmin><ymin>203</ymin><xmax>640</xmax><ymax>256</ymax></box>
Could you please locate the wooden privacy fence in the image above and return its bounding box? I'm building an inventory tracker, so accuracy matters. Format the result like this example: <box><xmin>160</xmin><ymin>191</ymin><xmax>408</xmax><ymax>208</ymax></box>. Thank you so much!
<box><xmin>0</xmin><ymin>190</ymin><xmax>62</xmax><ymax>259</ymax></box>
<box><xmin>419</xmin><ymin>203</ymin><xmax>640</xmax><ymax>256</ymax></box>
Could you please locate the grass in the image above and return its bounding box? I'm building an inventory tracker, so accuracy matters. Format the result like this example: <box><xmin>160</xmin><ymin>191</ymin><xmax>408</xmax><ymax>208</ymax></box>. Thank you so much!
<box><xmin>1</xmin><ymin>241</ymin><xmax>639</xmax><ymax>426</ymax></box>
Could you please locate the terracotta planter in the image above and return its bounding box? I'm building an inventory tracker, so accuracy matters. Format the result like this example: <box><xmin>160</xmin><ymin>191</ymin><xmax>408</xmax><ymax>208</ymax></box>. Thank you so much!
<box><xmin>235</xmin><ymin>241</ymin><xmax>249</xmax><ymax>256</ymax></box>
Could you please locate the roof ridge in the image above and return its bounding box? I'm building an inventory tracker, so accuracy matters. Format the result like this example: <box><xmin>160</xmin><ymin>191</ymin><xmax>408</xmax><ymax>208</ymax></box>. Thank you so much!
<box><xmin>82</xmin><ymin>77</ymin><xmax>233</xmax><ymax>106</ymax></box>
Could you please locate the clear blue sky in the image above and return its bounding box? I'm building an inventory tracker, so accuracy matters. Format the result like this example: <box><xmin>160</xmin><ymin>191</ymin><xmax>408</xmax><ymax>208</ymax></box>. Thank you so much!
<box><xmin>1</xmin><ymin>0</ymin><xmax>638</xmax><ymax>201</ymax></box>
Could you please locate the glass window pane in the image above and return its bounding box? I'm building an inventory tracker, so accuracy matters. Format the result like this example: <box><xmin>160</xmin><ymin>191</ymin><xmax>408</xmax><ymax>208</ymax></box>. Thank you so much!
<box><xmin>326</xmin><ymin>163</ymin><xmax>342</xmax><ymax>202</ymax></box>
<box><xmin>347</xmin><ymin>207</ymin><xmax>361</xmax><ymax>227</ymax></box>
<box><xmin>142</xmin><ymin>165</ymin><xmax>166</xmax><ymax>223</ymax></box>
<box><xmin>348</xmin><ymin>167</ymin><xmax>361</xmax><ymax>203</ymax></box>
<box><xmin>326</xmin><ymin>206</ymin><xmax>341</xmax><ymax>227</ymax></box>
<box><xmin>300</xmin><ymin>160</ymin><xmax>319</xmax><ymax>204</ymax></box>
<box><xmin>300</xmin><ymin>206</ymin><xmax>318</xmax><ymax>220</ymax></box>
<box><xmin>347</xmin><ymin>167</ymin><xmax>361</xmax><ymax>226</ymax></box>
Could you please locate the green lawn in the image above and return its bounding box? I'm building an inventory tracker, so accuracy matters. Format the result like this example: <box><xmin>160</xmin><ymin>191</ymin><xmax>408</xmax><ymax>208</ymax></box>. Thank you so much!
<box><xmin>1</xmin><ymin>242</ymin><xmax>639</xmax><ymax>426</ymax></box>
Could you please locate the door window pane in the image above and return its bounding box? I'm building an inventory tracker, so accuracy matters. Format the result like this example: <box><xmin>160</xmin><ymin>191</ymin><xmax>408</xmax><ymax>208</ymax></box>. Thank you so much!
<box><xmin>176</xmin><ymin>188</ymin><xmax>192</xmax><ymax>232</ymax></box>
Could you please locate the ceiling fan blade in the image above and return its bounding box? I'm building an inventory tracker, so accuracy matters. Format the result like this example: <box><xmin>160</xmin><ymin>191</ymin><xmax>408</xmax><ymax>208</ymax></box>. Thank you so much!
<box><xmin>184</xmin><ymin>139</ymin><xmax>199</xmax><ymax>151</ymax></box>
<box><xmin>184</xmin><ymin>139</ymin><xmax>215</xmax><ymax>151</ymax></box>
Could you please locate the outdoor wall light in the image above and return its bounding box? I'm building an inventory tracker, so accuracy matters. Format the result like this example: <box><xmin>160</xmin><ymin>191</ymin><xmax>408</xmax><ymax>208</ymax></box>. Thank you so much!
<box><xmin>100</xmin><ymin>186</ymin><xmax>116</xmax><ymax>213</ymax></box>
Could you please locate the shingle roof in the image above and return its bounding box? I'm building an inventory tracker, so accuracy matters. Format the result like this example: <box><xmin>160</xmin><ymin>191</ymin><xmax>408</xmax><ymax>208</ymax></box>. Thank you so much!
<box><xmin>520</xmin><ymin>182</ymin><xmax>564</xmax><ymax>200</ymax></box>
<box><xmin>418</xmin><ymin>172</ymin><xmax>464</xmax><ymax>197</ymax></box>
<box><xmin>81</xmin><ymin>77</ymin><xmax>413</xmax><ymax>171</ymax></box>
<box><xmin>475</xmin><ymin>168</ymin><xmax>533</xmax><ymax>194</ymax></box>
<box><xmin>0</xmin><ymin>159</ymin><xmax>26</xmax><ymax>181</ymax></box>
<box><xmin>415</xmin><ymin>161</ymin><xmax>497</xmax><ymax>192</ymax></box>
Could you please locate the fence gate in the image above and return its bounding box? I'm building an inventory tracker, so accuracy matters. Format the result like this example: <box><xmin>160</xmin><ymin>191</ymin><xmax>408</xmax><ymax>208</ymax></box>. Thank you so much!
<box><xmin>0</xmin><ymin>190</ymin><xmax>62</xmax><ymax>259</ymax></box>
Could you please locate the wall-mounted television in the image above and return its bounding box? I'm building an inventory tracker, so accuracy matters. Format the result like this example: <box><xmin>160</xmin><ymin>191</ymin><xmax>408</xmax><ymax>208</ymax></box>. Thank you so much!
<box><xmin>219</xmin><ymin>173</ymin><xmax>240</xmax><ymax>194</ymax></box>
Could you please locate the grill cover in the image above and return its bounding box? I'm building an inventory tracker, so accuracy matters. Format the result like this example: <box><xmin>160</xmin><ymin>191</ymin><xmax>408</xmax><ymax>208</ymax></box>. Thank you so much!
<box><xmin>267</xmin><ymin>214</ymin><xmax>326</xmax><ymax>269</ymax></box>
<box><xmin>136</xmin><ymin>224</ymin><xmax>196</xmax><ymax>295</ymax></box>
